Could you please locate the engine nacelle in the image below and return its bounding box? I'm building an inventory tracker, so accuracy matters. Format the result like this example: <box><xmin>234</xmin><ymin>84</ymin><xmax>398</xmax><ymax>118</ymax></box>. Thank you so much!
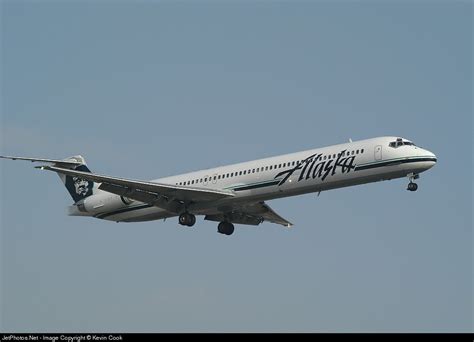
<box><xmin>69</xmin><ymin>193</ymin><xmax>135</xmax><ymax>216</ymax></box>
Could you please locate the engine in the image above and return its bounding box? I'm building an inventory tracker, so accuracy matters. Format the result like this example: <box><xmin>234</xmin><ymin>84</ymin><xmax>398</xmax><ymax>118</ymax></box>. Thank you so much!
<box><xmin>69</xmin><ymin>193</ymin><xmax>135</xmax><ymax>216</ymax></box>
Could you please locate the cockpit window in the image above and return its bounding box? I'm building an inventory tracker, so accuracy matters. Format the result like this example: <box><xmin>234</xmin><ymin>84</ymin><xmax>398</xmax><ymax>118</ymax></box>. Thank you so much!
<box><xmin>389</xmin><ymin>139</ymin><xmax>416</xmax><ymax>148</ymax></box>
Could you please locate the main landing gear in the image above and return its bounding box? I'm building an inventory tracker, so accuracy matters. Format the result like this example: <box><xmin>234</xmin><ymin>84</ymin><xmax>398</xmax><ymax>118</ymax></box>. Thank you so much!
<box><xmin>178</xmin><ymin>212</ymin><xmax>235</xmax><ymax>236</ymax></box>
<box><xmin>218</xmin><ymin>221</ymin><xmax>234</xmax><ymax>236</ymax></box>
<box><xmin>407</xmin><ymin>173</ymin><xmax>419</xmax><ymax>192</ymax></box>
<box><xmin>179</xmin><ymin>212</ymin><xmax>196</xmax><ymax>227</ymax></box>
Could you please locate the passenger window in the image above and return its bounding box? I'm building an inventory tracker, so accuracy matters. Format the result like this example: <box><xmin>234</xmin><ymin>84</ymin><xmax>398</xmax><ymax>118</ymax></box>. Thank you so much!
<box><xmin>239</xmin><ymin>171</ymin><xmax>242</xmax><ymax>176</ymax></box>
<box><xmin>351</xmin><ymin>151</ymin><xmax>354</xmax><ymax>155</ymax></box>
<box><xmin>361</xmin><ymin>149</ymin><xmax>364</xmax><ymax>153</ymax></box>
<box><xmin>270</xmin><ymin>165</ymin><xmax>273</xmax><ymax>170</ymax></box>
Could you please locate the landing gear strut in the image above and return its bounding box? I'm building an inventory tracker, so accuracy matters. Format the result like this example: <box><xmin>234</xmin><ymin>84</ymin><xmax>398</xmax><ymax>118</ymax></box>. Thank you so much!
<box><xmin>407</xmin><ymin>173</ymin><xmax>419</xmax><ymax>192</ymax></box>
<box><xmin>218</xmin><ymin>221</ymin><xmax>234</xmax><ymax>236</ymax></box>
<box><xmin>179</xmin><ymin>212</ymin><xmax>196</xmax><ymax>227</ymax></box>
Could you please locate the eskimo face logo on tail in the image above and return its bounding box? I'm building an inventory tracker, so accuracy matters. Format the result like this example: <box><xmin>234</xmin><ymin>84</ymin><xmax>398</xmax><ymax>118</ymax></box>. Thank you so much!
<box><xmin>275</xmin><ymin>150</ymin><xmax>356</xmax><ymax>186</ymax></box>
<box><xmin>72</xmin><ymin>176</ymin><xmax>91</xmax><ymax>196</ymax></box>
<box><xmin>65</xmin><ymin>164</ymin><xmax>94</xmax><ymax>202</ymax></box>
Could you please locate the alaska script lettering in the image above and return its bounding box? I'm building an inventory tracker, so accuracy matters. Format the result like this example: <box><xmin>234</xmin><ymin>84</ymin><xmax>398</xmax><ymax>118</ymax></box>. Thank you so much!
<box><xmin>275</xmin><ymin>150</ymin><xmax>356</xmax><ymax>186</ymax></box>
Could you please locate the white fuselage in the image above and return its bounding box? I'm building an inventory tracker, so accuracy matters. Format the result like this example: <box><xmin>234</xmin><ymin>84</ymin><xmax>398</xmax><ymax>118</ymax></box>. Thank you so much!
<box><xmin>71</xmin><ymin>137</ymin><xmax>436</xmax><ymax>223</ymax></box>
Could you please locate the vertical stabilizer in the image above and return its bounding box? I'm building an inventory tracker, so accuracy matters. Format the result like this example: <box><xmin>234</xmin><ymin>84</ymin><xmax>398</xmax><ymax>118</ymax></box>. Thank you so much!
<box><xmin>55</xmin><ymin>155</ymin><xmax>95</xmax><ymax>203</ymax></box>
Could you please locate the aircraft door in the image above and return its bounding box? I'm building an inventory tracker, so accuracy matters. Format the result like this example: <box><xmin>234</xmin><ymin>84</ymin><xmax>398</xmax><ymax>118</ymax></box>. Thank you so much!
<box><xmin>374</xmin><ymin>145</ymin><xmax>382</xmax><ymax>161</ymax></box>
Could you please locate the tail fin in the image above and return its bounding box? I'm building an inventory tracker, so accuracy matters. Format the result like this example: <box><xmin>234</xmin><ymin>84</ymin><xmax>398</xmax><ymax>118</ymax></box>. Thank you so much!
<box><xmin>0</xmin><ymin>154</ymin><xmax>96</xmax><ymax>203</ymax></box>
<box><xmin>55</xmin><ymin>155</ymin><xmax>96</xmax><ymax>202</ymax></box>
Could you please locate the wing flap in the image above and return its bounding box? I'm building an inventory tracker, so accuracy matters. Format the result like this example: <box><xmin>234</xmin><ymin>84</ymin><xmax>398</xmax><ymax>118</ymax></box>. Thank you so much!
<box><xmin>98</xmin><ymin>183</ymin><xmax>183</xmax><ymax>213</ymax></box>
<box><xmin>205</xmin><ymin>201</ymin><xmax>293</xmax><ymax>227</ymax></box>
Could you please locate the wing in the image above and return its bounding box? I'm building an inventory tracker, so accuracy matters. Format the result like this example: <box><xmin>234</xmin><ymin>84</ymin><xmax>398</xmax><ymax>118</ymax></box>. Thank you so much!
<box><xmin>204</xmin><ymin>201</ymin><xmax>293</xmax><ymax>227</ymax></box>
<box><xmin>39</xmin><ymin>165</ymin><xmax>235</xmax><ymax>205</ymax></box>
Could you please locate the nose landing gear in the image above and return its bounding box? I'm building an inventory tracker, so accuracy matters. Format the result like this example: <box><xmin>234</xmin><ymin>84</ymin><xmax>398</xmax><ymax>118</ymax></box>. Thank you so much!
<box><xmin>407</xmin><ymin>173</ymin><xmax>419</xmax><ymax>192</ymax></box>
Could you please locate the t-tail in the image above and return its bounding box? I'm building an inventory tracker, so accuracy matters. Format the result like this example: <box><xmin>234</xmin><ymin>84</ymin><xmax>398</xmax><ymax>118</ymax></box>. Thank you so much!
<box><xmin>56</xmin><ymin>155</ymin><xmax>96</xmax><ymax>202</ymax></box>
<box><xmin>0</xmin><ymin>154</ymin><xmax>96</xmax><ymax>203</ymax></box>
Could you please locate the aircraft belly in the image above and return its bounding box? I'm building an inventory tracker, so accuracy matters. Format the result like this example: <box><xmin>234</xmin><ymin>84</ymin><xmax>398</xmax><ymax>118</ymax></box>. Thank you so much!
<box><xmin>99</xmin><ymin>205</ymin><xmax>173</xmax><ymax>223</ymax></box>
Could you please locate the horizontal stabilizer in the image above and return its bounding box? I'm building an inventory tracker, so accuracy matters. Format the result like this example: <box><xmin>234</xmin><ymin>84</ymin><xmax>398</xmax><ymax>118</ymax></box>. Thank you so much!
<box><xmin>0</xmin><ymin>155</ymin><xmax>82</xmax><ymax>166</ymax></box>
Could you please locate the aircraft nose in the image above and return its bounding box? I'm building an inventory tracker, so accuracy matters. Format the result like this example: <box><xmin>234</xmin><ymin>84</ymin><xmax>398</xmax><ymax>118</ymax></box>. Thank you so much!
<box><xmin>427</xmin><ymin>149</ymin><xmax>436</xmax><ymax>162</ymax></box>
<box><xmin>422</xmin><ymin>148</ymin><xmax>437</xmax><ymax>168</ymax></box>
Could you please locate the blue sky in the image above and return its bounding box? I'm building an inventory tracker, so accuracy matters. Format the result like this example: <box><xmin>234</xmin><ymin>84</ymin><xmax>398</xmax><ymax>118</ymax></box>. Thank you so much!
<box><xmin>1</xmin><ymin>0</ymin><xmax>472</xmax><ymax>332</ymax></box>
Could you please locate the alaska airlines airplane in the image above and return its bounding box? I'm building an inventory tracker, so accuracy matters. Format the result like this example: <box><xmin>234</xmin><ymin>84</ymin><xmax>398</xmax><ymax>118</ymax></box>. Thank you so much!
<box><xmin>1</xmin><ymin>136</ymin><xmax>436</xmax><ymax>235</ymax></box>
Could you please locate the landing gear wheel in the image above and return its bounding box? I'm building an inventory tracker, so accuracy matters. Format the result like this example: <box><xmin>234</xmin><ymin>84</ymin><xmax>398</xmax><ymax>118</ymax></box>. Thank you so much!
<box><xmin>217</xmin><ymin>221</ymin><xmax>235</xmax><ymax>236</ymax></box>
<box><xmin>179</xmin><ymin>213</ymin><xmax>196</xmax><ymax>227</ymax></box>
<box><xmin>407</xmin><ymin>182</ymin><xmax>418</xmax><ymax>192</ymax></box>
<box><xmin>187</xmin><ymin>214</ymin><xmax>196</xmax><ymax>227</ymax></box>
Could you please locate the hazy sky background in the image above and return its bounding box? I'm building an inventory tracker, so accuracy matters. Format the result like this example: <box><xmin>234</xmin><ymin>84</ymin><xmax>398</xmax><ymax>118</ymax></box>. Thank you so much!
<box><xmin>1</xmin><ymin>0</ymin><xmax>472</xmax><ymax>332</ymax></box>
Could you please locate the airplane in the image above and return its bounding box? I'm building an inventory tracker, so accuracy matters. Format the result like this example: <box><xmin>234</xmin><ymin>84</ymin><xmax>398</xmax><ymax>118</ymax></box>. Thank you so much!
<box><xmin>0</xmin><ymin>136</ymin><xmax>436</xmax><ymax>236</ymax></box>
